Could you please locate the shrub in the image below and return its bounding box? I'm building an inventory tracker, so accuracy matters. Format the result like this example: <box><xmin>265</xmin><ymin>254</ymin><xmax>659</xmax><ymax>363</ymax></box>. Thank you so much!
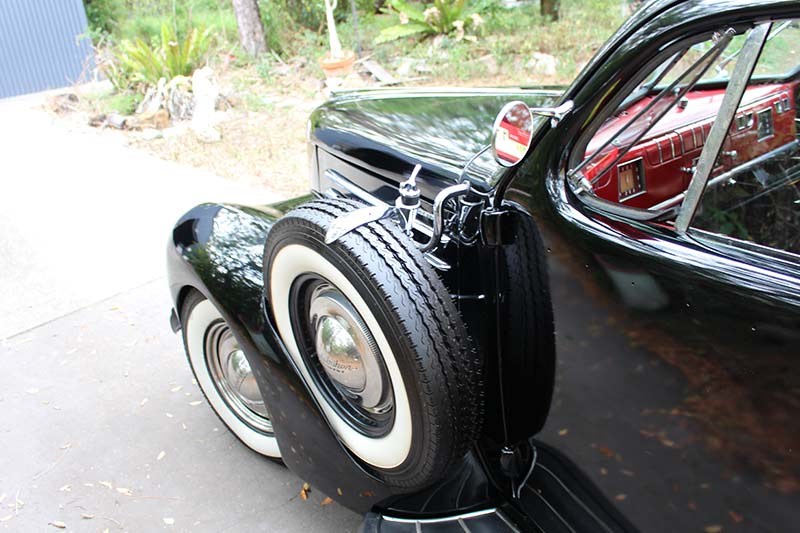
<box><xmin>376</xmin><ymin>0</ymin><xmax>484</xmax><ymax>43</ymax></box>
<box><xmin>278</xmin><ymin>0</ymin><xmax>375</xmax><ymax>31</ymax></box>
<box><xmin>83</xmin><ymin>0</ymin><xmax>124</xmax><ymax>39</ymax></box>
<box><xmin>108</xmin><ymin>23</ymin><xmax>213</xmax><ymax>89</ymax></box>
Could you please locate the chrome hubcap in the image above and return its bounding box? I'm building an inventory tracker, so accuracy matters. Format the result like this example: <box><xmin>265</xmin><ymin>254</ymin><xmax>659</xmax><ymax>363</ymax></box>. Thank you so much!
<box><xmin>295</xmin><ymin>281</ymin><xmax>393</xmax><ymax>436</ymax></box>
<box><xmin>206</xmin><ymin>323</ymin><xmax>272</xmax><ymax>433</ymax></box>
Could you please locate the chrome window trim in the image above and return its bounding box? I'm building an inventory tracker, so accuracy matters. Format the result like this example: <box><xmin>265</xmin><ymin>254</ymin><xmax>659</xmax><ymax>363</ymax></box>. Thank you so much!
<box><xmin>689</xmin><ymin>226</ymin><xmax>800</xmax><ymax>268</ymax></box>
<box><xmin>676</xmin><ymin>23</ymin><xmax>772</xmax><ymax>232</ymax></box>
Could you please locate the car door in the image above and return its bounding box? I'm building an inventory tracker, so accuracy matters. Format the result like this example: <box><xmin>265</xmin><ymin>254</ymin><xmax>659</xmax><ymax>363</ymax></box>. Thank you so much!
<box><xmin>504</xmin><ymin>10</ymin><xmax>799</xmax><ymax>532</ymax></box>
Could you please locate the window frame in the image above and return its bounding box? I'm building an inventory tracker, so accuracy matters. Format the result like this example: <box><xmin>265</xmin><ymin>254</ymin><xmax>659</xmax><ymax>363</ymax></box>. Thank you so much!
<box><xmin>564</xmin><ymin>24</ymin><xmax>774</xmax><ymax>226</ymax></box>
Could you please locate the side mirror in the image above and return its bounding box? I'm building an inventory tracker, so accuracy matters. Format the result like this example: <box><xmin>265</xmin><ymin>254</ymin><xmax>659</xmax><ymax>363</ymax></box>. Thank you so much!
<box><xmin>492</xmin><ymin>101</ymin><xmax>534</xmax><ymax>167</ymax></box>
<box><xmin>491</xmin><ymin>100</ymin><xmax>574</xmax><ymax>167</ymax></box>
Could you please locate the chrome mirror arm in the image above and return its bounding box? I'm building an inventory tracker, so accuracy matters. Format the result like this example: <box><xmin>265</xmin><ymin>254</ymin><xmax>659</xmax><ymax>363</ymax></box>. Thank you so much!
<box><xmin>529</xmin><ymin>100</ymin><xmax>574</xmax><ymax>127</ymax></box>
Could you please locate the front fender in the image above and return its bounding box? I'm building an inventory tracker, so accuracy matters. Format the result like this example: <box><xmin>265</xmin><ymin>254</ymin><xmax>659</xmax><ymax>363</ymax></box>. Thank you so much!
<box><xmin>165</xmin><ymin>197</ymin><xmax>398</xmax><ymax>512</ymax></box>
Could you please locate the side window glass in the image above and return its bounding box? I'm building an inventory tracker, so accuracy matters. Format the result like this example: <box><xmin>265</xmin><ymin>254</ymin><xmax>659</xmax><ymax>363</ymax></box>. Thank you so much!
<box><xmin>570</xmin><ymin>31</ymin><xmax>740</xmax><ymax>210</ymax></box>
<box><xmin>690</xmin><ymin>21</ymin><xmax>800</xmax><ymax>256</ymax></box>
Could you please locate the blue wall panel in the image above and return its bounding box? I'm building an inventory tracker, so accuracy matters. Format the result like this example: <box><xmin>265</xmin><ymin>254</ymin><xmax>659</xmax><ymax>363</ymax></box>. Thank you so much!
<box><xmin>0</xmin><ymin>0</ymin><xmax>95</xmax><ymax>98</ymax></box>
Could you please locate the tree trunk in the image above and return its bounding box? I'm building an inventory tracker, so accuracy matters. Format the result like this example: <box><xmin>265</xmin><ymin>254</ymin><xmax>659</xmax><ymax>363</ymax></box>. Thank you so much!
<box><xmin>231</xmin><ymin>0</ymin><xmax>267</xmax><ymax>56</ymax></box>
<box><xmin>541</xmin><ymin>0</ymin><xmax>560</xmax><ymax>21</ymax></box>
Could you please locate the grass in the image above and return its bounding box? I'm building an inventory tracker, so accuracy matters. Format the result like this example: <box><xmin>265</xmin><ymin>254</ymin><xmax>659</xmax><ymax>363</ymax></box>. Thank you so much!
<box><xmin>104</xmin><ymin>92</ymin><xmax>140</xmax><ymax>114</ymax></box>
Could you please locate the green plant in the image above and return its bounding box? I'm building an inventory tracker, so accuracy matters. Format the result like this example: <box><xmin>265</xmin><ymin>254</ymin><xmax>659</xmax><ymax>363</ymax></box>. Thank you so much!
<box><xmin>83</xmin><ymin>0</ymin><xmax>124</xmax><ymax>38</ymax></box>
<box><xmin>105</xmin><ymin>92</ymin><xmax>141</xmax><ymax>114</ymax></box>
<box><xmin>279</xmin><ymin>0</ymin><xmax>374</xmax><ymax>31</ymax></box>
<box><xmin>376</xmin><ymin>0</ymin><xmax>484</xmax><ymax>43</ymax></box>
<box><xmin>109</xmin><ymin>23</ymin><xmax>213</xmax><ymax>89</ymax></box>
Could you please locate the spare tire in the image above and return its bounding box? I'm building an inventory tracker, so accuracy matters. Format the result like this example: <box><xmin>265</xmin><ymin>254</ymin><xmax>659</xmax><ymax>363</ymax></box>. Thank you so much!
<box><xmin>264</xmin><ymin>198</ymin><xmax>483</xmax><ymax>490</ymax></box>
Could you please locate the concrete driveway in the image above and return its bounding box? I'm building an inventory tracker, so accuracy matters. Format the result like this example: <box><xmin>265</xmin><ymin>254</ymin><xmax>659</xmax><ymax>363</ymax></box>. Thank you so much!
<box><xmin>0</xmin><ymin>94</ymin><xmax>362</xmax><ymax>532</ymax></box>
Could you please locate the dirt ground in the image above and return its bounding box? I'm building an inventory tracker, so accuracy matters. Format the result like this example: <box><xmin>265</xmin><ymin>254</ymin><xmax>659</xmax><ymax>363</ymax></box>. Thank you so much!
<box><xmin>49</xmin><ymin>56</ymin><xmax>563</xmax><ymax>203</ymax></box>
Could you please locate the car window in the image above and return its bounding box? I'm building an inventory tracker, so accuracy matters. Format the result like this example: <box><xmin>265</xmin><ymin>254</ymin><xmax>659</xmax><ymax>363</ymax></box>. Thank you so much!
<box><xmin>569</xmin><ymin>30</ymin><xmax>738</xmax><ymax>210</ymax></box>
<box><xmin>689</xmin><ymin>20</ymin><xmax>800</xmax><ymax>257</ymax></box>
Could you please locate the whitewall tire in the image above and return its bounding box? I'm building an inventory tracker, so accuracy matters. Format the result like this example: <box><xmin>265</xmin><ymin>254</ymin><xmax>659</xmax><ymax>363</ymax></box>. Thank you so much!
<box><xmin>263</xmin><ymin>198</ymin><xmax>483</xmax><ymax>490</ymax></box>
<box><xmin>182</xmin><ymin>291</ymin><xmax>281</xmax><ymax>459</ymax></box>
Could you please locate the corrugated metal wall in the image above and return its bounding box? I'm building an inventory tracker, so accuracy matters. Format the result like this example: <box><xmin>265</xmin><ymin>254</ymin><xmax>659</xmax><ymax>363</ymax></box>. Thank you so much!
<box><xmin>0</xmin><ymin>0</ymin><xmax>95</xmax><ymax>98</ymax></box>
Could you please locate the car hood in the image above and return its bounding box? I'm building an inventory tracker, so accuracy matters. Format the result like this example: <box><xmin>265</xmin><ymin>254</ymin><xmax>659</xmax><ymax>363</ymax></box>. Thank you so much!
<box><xmin>309</xmin><ymin>87</ymin><xmax>564</xmax><ymax>191</ymax></box>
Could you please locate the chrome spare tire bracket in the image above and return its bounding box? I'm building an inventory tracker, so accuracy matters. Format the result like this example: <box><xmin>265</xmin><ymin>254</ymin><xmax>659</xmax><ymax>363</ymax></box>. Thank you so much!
<box><xmin>324</xmin><ymin>165</ymin><xmax>471</xmax><ymax>254</ymax></box>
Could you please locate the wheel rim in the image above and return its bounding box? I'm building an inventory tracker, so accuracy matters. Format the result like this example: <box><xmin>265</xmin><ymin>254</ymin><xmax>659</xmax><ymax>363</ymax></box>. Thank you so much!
<box><xmin>205</xmin><ymin>322</ymin><xmax>273</xmax><ymax>433</ymax></box>
<box><xmin>292</xmin><ymin>277</ymin><xmax>394</xmax><ymax>438</ymax></box>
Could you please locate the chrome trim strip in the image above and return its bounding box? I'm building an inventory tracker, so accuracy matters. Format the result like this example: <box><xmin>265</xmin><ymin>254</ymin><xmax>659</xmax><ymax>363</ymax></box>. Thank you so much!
<box><xmin>326</xmin><ymin>169</ymin><xmax>383</xmax><ymax>207</ymax></box>
<box><xmin>382</xmin><ymin>508</ymin><xmax>500</xmax><ymax>524</ymax></box>
<box><xmin>525</xmin><ymin>485</ymin><xmax>578</xmax><ymax>533</ymax></box>
<box><xmin>676</xmin><ymin>23</ymin><xmax>771</xmax><ymax>232</ymax></box>
<box><xmin>536</xmin><ymin>464</ymin><xmax>615</xmax><ymax>533</ymax></box>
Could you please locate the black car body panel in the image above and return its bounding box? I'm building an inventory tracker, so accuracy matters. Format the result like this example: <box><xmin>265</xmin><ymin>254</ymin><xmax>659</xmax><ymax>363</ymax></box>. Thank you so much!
<box><xmin>166</xmin><ymin>0</ymin><xmax>800</xmax><ymax>530</ymax></box>
<box><xmin>310</xmin><ymin>88</ymin><xmax>562</xmax><ymax>197</ymax></box>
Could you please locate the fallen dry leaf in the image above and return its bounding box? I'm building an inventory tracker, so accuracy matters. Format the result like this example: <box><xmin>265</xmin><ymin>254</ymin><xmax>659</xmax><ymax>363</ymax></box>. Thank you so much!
<box><xmin>116</xmin><ymin>487</ymin><xmax>133</xmax><ymax>496</ymax></box>
<box><xmin>170</xmin><ymin>386</ymin><xmax>182</xmax><ymax>393</ymax></box>
<box><xmin>48</xmin><ymin>521</ymin><xmax>66</xmax><ymax>529</ymax></box>
<box><xmin>704</xmin><ymin>526</ymin><xmax>723</xmax><ymax>533</ymax></box>
<box><xmin>558</xmin><ymin>428</ymin><xmax>569</xmax><ymax>436</ymax></box>
<box><xmin>300</xmin><ymin>482</ymin><xmax>310</xmax><ymax>500</ymax></box>
<box><xmin>615</xmin><ymin>494</ymin><xmax>627</xmax><ymax>501</ymax></box>
<box><xmin>599</xmin><ymin>468</ymin><xmax>608</xmax><ymax>475</ymax></box>
<box><xmin>81</xmin><ymin>513</ymin><xmax>94</xmax><ymax>519</ymax></box>
<box><xmin>99</xmin><ymin>481</ymin><xmax>113</xmax><ymax>490</ymax></box>
<box><xmin>321</xmin><ymin>497</ymin><xmax>333</xmax><ymax>506</ymax></box>
<box><xmin>163</xmin><ymin>517</ymin><xmax>175</xmax><ymax>525</ymax></box>
<box><xmin>729</xmin><ymin>511</ymin><xmax>743</xmax><ymax>524</ymax></box>
<box><xmin>336</xmin><ymin>488</ymin><xmax>343</xmax><ymax>496</ymax></box>
<box><xmin>157</xmin><ymin>451</ymin><xmax>166</xmax><ymax>461</ymax></box>
<box><xmin>360</xmin><ymin>491</ymin><xmax>375</xmax><ymax>497</ymax></box>
<box><xmin>598</xmin><ymin>446</ymin><xmax>615</xmax><ymax>458</ymax></box>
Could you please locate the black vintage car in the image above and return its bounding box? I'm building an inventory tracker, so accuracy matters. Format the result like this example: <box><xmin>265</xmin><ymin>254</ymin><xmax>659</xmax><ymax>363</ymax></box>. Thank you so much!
<box><xmin>166</xmin><ymin>1</ymin><xmax>800</xmax><ymax>530</ymax></box>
